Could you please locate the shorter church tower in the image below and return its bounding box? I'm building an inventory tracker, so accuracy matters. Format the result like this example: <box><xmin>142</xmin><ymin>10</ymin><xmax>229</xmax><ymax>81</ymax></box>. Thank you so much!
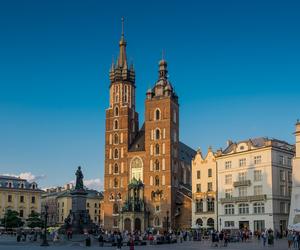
<box><xmin>144</xmin><ymin>58</ymin><xmax>180</xmax><ymax>229</ymax></box>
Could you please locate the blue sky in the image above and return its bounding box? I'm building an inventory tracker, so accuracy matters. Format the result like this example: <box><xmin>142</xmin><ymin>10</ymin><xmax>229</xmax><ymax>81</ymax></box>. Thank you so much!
<box><xmin>0</xmin><ymin>0</ymin><xmax>299</xmax><ymax>190</ymax></box>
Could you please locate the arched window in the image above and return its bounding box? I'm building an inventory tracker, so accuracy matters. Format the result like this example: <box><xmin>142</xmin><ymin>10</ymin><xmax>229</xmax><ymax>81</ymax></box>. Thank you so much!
<box><xmin>114</xmin><ymin>106</ymin><xmax>119</xmax><ymax>116</ymax></box>
<box><xmin>114</xmin><ymin>149</ymin><xmax>119</xmax><ymax>159</ymax></box>
<box><xmin>113</xmin><ymin>203</ymin><xmax>119</xmax><ymax>214</ymax></box>
<box><xmin>155</xmin><ymin>129</ymin><xmax>160</xmax><ymax>140</ymax></box>
<box><xmin>224</xmin><ymin>204</ymin><xmax>234</xmax><ymax>215</ymax></box>
<box><xmin>238</xmin><ymin>203</ymin><xmax>249</xmax><ymax>214</ymax></box>
<box><xmin>155</xmin><ymin>109</ymin><xmax>161</xmax><ymax>120</ymax></box>
<box><xmin>109</xmin><ymin>193</ymin><xmax>114</xmax><ymax>200</ymax></box>
<box><xmin>114</xmin><ymin>120</ymin><xmax>119</xmax><ymax>130</ymax></box>
<box><xmin>114</xmin><ymin>134</ymin><xmax>119</xmax><ymax>144</ymax></box>
<box><xmin>117</xmin><ymin>193</ymin><xmax>122</xmax><ymax>199</ymax></box>
<box><xmin>114</xmin><ymin>163</ymin><xmax>119</xmax><ymax>174</ymax></box>
<box><xmin>155</xmin><ymin>160</ymin><xmax>160</xmax><ymax>171</ymax></box>
<box><xmin>196</xmin><ymin>218</ymin><xmax>203</xmax><ymax>226</ymax></box>
<box><xmin>195</xmin><ymin>199</ymin><xmax>203</xmax><ymax>213</ymax></box>
<box><xmin>114</xmin><ymin>178</ymin><xmax>118</xmax><ymax>188</ymax></box>
<box><xmin>155</xmin><ymin>144</ymin><xmax>160</xmax><ymax>155</ymax></box>
<box><xmin>253</xmin><ymin>202</ymin><xmax>265</xmax><ymax>214</ymax></box>
<box><xmin>154</xmin><ymin>217</ymin><xmax>160</xmax><ymax>226</ymax></box>
<box><xmin>155</xmin><ymin>176</ymin><xmax>160</xmax><ymax>186</ymax></box>
<box><xmin>207</xmin><ymin>218</ymin><xmax>215</xmax><ymax>228</ymax></box>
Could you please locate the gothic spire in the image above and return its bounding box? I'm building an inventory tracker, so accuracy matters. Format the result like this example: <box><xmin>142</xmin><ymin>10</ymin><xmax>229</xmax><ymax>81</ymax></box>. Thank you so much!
<box><xmin>118</xmin><ymin>17</ymin><xmax>127</xmax><ymax>68</ymax></box>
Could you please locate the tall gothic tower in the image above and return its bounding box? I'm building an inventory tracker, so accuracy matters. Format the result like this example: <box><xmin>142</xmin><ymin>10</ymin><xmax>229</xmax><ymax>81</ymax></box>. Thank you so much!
<box><xmin>103</xmin><ymin>19</ymin><xmax>139</xmax><ymax>229</ymax></box>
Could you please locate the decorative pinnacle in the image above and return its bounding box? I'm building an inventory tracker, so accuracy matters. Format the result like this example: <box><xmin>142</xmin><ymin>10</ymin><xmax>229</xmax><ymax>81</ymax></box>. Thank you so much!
<box><xmin>121</xmin><ymin>17</ymin><xmax>124</xmax><ymax>38</ymax></box>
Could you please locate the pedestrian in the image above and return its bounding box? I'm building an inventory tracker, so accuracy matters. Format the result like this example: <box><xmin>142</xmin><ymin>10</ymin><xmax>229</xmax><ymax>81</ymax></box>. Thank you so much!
<box><xmin>287</xmin><ymin>231</ymin><xmax>293</xmax><ymax>249</ymax></box>
<box><xmin>262</xmin><ymin>231</ymin><xmax>267</xmax><ymax>247</ymax></box>
<box><xmin>129</xmin><ymin>234</ymin><xmax>134</xmax><ymax>250</ymax></box>
<box><xmin>98</xmin><ymin>233</ymin><xmax>104</xmax><ymax>247</ymax></box>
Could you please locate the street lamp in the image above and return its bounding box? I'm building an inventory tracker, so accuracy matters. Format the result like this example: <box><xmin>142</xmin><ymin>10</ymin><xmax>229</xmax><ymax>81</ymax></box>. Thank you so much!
<box><xmin>219</xmin><ymin>218</ymin><xmax>222</xmax><ymax>231</ymax></box>
<box><xmin>166</xmin><ymin>210</ymin><xmax>169</xmax><ymax>232</ymax></box>
<box><xmin>41</xmin><ymin>204</ymin><xmax>49</xmax><ymax>246</ymax></box>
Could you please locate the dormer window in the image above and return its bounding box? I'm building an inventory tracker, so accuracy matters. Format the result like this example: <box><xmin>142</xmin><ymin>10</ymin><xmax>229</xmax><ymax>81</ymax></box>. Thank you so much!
<box><xmin>7</xmin><ymin>182</ymin><xmax>13</xmax><ymax>188</ymax></box>
<box><xmin>31</xmin><ymin>183</ymin><xmax>37</xmax><ymax>190</ymax></box>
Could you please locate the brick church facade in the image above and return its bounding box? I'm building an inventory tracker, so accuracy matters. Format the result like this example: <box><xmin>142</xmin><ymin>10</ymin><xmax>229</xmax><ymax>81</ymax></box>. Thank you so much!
<box><xmin>103</xmin><ymin>24</ymin><xmax>195</xmax><ymax>232</ymax></box>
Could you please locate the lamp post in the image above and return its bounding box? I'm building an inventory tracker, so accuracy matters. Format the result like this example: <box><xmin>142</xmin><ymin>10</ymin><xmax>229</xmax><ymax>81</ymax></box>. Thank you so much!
<box><xmin>41</xmin><ymin>204</ymin><xmax>49</xmax><ymax>246</ymax></box>
<box><xmin>166</xmin><ymin>210</ymin><xmax>169</xmax><ymax>232</ymax></box>
<box><xmin>219</xmin><ymin>218</ymin><xmax>222</xmax><ymax>232</ymax></box>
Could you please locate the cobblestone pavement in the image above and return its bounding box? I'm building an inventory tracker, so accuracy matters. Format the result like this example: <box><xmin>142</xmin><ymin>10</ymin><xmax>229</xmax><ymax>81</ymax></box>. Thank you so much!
<box><xmin>0</xmin><ymin>236</ymin><xmax>288</xmax><ymax>250</ymax></box>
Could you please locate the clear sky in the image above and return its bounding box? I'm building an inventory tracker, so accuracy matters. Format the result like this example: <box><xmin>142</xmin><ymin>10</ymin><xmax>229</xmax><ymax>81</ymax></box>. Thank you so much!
<box><xmin>0</xmin><ymin>0</ymin><xmax>299</xmax><ymax>190</ymax></box>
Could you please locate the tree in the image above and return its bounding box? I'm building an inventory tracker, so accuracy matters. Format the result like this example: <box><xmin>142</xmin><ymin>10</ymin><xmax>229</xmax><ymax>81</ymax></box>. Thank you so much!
<box><xmin>0</xmin><ymin>210</ymin><xmax>24</xmax><ymax>229</ymax></box>
<box><xmin>26</xmin><ymin>211</ymin><xmax>43</xmax><ymax>228</ymax></box>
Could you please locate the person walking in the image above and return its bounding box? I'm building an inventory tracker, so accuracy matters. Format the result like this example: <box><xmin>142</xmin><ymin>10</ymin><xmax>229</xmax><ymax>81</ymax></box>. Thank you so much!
<box><xmin>287</xmin><ymin>231</ymin><xmax>293</xmax><ymax>249</ymax></box>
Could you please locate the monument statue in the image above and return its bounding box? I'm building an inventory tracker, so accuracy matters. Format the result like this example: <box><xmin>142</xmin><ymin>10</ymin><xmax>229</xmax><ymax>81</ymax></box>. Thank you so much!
<box><xmin>61</xmin><ymin>166</ymin><xmax>96</xmax><ymax>234</ymax></box>
<box><xmin>75</xmin><ymin>166</ymin><xmax>84</xmax><ymax>190</ymax></box>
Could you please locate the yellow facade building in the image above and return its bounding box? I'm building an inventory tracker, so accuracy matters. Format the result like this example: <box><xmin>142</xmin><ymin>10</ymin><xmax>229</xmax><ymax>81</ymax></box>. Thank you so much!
<box><xmin>41</xmin><ymin>185</ymin><xmax>104</xmax><ymax>227</ymax></box>
<box><xmin>0</xmin><ymin>175</ymin><xmax>43</xmax><ymax>221</ymax></box>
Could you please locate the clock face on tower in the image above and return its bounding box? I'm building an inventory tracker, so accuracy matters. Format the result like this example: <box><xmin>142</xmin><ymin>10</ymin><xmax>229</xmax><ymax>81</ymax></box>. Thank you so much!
<box><xmin>130</xmin><ymin>157</ymin><xmax>143</xmax><ymax>182</ymax></box>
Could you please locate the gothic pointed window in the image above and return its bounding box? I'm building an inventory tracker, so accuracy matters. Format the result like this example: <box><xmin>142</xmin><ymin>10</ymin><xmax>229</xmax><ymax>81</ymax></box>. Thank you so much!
<box><xmin>114</xmin><ymin>134</ymin><xmax>119</xmax><ymax>144</ymax></box>
<box><xmin>114</xmin><ymin>178</ymin><xmax>118</xmax><ymax>188</ymax></box>
<box><xmin>114</xmin><ymin>163</ymin><xmax>119</xmax><ymax>174</ymax></box>
<box><xmin>155</xmin><ymin>144</ymin><xmax>160</xmax><ymax>155</ymax></box>
<box><xmin>155</xmin><ymin>129</ymin><xmax>160</xmax><ymax>140</ymax></box>
<box><xmin>114</xmin><ymin>120</ymin><xmax>119</xmax><ymax>130</ymax></box>
<box><xmin>155</xmin><ymin>160</ymin><xmax>160</xmax><ymax>171</ymax></box>
<box><xmin>155</xmin><ymin>176</ymin><xmax>160</xmax><ymax>186</ymax></box>
<box><xmin>114</xmin><ymin>149</ymin><xmax>119</xmax><ymax>159</ymax></box>
<box><xmin>114</xmin><ymin>106</ymin><xmax>119</xmax><ymax>116</ymax></box>
<box><xmin>155</xmin><ymin>109</ymin><xmax>161</xmax><ymax>120</ymax></box>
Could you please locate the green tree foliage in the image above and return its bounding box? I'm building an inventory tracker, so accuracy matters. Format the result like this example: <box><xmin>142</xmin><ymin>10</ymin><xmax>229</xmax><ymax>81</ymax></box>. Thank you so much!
<box><xmin>26</xmin><ymin>211</ymin><xmax>43</xmax><ymax>228</ymax></box>
<box><xmin>0</xmin><ymin>210</ymin><xmax>24</xmax><ymax>229</ymax></box>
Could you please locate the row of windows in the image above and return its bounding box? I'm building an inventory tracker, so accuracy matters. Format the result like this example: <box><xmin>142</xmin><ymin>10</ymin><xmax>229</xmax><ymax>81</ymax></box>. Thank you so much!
<box><xmin>224</xmin><ymin>156</ymin><xmax>262</xmax><ymax>169</ymax></box>
<box><xmin>224</xmin><ymin>170</ymin><xmax>263</xmax><ymax>184</ymax></box>
<box><xmin>113</xmin><ymin>85</ymin><xmax>130</xmax><ymax>104</ymax></box>
<box><xmin>196</xmin><ymin>169</ymin><xmax>212</xmax><ymax>179</ymax></box>
<box><xmin>224</xmin><ymin>155</ymin><xmax>292</xmax><ymax>170</ymax></box>
<box><xmin>7</xmin><ymin>195</ymin><xmax>36</xmax><ymax>203</ymax></box>
<box><xmin>224</xmin><ymin>203</ymin><xmax>265</xmax><ymax>215</ymax></box>
<box><xmin>195</xmin><ymin>198</ymin><xmax>215</xmax><ymax>213</ymax></box>
<box><xmin>2</xmin><ymin>182</ymin><xmax>37</xmax><ymax>189</ymax></box>
<box><xmin>195</xmin><ymin>182</ymin><xmax>213</xmax><ymax>193</ymax></box>
<box><xmin>224</xmin><ymin>185</ymin><xmax>263</xmax><ymax>197</ymax></box>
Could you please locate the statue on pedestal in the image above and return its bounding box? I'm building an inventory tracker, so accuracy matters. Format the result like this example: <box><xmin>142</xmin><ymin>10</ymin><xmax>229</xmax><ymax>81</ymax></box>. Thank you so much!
<box><xmin>75</xmin><ymin>166</ymin><xmax>84</xmax><ymax>190</ymax></box>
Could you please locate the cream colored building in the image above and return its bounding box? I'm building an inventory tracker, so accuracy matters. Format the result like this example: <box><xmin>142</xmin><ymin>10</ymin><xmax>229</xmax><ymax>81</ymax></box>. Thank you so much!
<box><xmin>216</xmin><ymin>138</ymin><xmax>294</xmax><ymax>234</ymax></box>
<box><xmin>289</xmin><ymin>121</ymin><xmax>300</xmax><ymax>226</ymax></box>
<box><xmin>41</xmin><ymin>184</ymin><xmax>104</xmax><ymax>227</ymax></box>
<box><xmin>192</xmin><ymin>147</ymin><xmax>218</xmax><ymax>229</ymax></box>
<box><xmin>0</xmin><ymin>176</ymin><xmax>42</xmax><ymax>222</ymax></box>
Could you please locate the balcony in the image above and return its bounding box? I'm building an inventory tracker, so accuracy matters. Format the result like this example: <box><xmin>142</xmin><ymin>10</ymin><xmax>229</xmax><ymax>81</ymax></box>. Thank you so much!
<box><xmin>220</xmin><ymin>194</ymin><xmax>267</xmax><ymax>203</ymax></box>
<box><xmin>233</xmin><ymin>180</ymin><xmax>251</xmax><ymax>187</ymax></box>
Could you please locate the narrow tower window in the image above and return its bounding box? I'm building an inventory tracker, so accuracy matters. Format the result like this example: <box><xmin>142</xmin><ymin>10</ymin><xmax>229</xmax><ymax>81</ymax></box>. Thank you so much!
<box><xmin>155</xmin><ymin>144</ymin><xmax>160</xmax><ymax>155</ymax></box>
<box><xmin>114</xmin><ymin>148</ymin><xmax>119</xmax><ymax>159</ymax></box>
<box><xmin>155</xmin><ymin>109</ymin><xmax>161</xmax><ymax>120</ymax></box>
<box><xmin>114</xmin><ymin>120</ymin><xmax>119</xmax><ymax>130</ymax></box>
<box><xmin>114</xmin><ymin>106</ymin><xmax>119</xmax><ymax>116</ymax></box>
<box><xmin>155</xmin><ymin>129</ymin><xmax>160</xmax><ymax>140</ymax></box>
<box><xmin>114</xmin><ymin>134</ymin><xmax>119</xmax><ymax>144</ymax></box>
<box><xmin>114</xmin><ymin>163</ymin><xmax>119</xmax><ymax>174</ymax></box>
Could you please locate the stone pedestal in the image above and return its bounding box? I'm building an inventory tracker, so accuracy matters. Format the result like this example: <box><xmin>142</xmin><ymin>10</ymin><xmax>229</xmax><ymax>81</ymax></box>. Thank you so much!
<box><xmin>63</xmin><ymin>189</ymin><xmax>96</xmax><ymax>234</ymax></box>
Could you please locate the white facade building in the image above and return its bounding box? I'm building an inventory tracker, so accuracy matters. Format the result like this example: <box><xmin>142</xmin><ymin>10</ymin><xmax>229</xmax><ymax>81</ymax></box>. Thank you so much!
<box><xmin>289</xmin><ymin>121</ymin><xmax>300</xmax><ymax>227</ymax></box>
<box><xmin>216</xmin><ymin>138</ymin><xmax>294</xmax><ymax>234</ymax></box>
